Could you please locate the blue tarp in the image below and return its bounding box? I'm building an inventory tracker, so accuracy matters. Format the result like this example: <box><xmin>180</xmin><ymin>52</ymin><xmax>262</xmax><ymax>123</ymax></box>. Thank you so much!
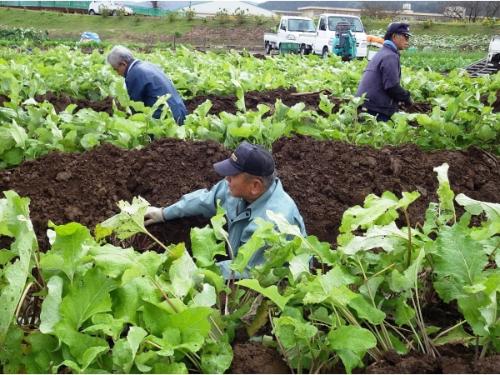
<box><xmin>80</xmin><ymin>31</ymin><xmax>101</xmax><ymax>43</ymax></box>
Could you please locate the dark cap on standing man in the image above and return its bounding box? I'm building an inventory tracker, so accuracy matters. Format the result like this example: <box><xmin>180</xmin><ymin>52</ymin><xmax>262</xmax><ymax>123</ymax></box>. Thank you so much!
<box><xmin>213</xmin><ymin>141</ymin><xmax>275</xmax><ymax>177</ymax></box>
<box><xmin>384</xmin><ymin>23</ymin><xmax>412</xmax><ymax>40</ymax></box>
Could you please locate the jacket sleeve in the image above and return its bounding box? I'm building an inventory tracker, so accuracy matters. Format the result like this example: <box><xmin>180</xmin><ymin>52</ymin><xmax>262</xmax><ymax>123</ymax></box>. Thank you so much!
<box><xmin>126</xmin><ymin>73</ymin><xmax>146</xmax><ymax>102</ymax></box>
<box><xmin>386</xmin><ymin>84</ymin><xmax>411</xmax><ymax>103</ymax></box>
<box><xmin>167</xmin><ymin>95</ymin><xmax>187</xmax><ymax>125</ymax></box>
<box><xmin>162</xmin><ymin>180</ymin><xmax>226</xmax><ymax>220</ymax></box>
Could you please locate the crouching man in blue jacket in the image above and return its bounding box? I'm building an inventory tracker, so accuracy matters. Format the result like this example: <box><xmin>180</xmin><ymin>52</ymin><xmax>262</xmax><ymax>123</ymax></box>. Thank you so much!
<box><xmin>144</xmin><ymin>141</ymin><xmax>306</xmax><ymax>279</ymax></box>
<box><xmin>356</xmin><ymin>23</ymin><xmax>412</xmax><ymax>122</ymax></box>
<box><xmin>107</xmin><ymin>45</ymin><xmax>187</xmax><ymax>125</ymax></box>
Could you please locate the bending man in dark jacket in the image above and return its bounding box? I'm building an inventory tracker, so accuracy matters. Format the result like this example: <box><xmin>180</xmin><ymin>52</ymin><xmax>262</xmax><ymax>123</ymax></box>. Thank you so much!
<box><xmin>356</xmin><ymin>23</ymin><xmax>412</xmax><ymax>122</ymax></box>
<box><xmin>107</xmin><ymin>45</ymin><xmax>187</xmax><ymax>125</ymax></box>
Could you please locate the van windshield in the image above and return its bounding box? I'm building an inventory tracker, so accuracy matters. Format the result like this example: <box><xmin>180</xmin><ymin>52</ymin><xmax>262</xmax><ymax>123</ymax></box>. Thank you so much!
<box><xmin>327</xmin><ymin>16</ymin><xmax>364</xmax><ymax>32</ymax></box>
<box><xmin>288</xmin><ymin>19</ymin><xmax>316</xmax><ymax>32</ymax></box>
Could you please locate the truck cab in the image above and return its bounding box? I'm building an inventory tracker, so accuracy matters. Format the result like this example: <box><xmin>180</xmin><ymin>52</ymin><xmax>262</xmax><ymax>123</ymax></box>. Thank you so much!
<box><xmin>264</xmin><ymin>16</ymin><xmax>316</xmax><ymax>54</ymax></box>
<box><xmin>312</xmin><ymin>14</ymin><xmax>368</xmax><ymax>58</ymax></box>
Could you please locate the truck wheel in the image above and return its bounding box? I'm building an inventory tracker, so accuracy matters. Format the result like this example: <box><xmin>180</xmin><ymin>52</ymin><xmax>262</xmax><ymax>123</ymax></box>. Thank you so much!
<box><xmin>265</xmin><ymin>43</ymin><xmax>272</xmax><ymax>55</ymax></box>
<box><xmin>321</xmin><ymin>47</ymin><xmax>329</xmax><ymax>59</ymax></box>
<box><xmin>300</xmin><ymin>45</ymin><xmax>306</xmax><ymax>56</ymax></box>
<box><xmin>89</xmin><ymin>9</ymin><xmax>95</xmax><ymax>15</ymax></box>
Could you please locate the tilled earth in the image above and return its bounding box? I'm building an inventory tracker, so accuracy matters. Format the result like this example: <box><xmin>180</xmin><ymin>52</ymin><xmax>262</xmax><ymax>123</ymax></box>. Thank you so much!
<box><xmin>0</xmin><ymin>136</ymin><xmax>499</xmax><ymax>373</ymax></box>
<box><xmin>1</xmin><ymin>87</ymin><xmax>499</xmax><ymax>117</ymax></box>
<box><xmin>0</xmin><ymin>88</ymin><xmax>436</xmax><ymax>116</ymax></box>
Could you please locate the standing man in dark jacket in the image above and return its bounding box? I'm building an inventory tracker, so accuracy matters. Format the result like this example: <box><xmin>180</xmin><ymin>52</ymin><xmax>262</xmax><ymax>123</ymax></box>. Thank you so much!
<box><xmin>107</xmin><ymin>45</ymin><xmax>187</xmax><ymax>125</ymax></box>
<box><xmin>356</xmin><ymin>23</ymin><xmax>412</xmax><ymax>122</ymax></box>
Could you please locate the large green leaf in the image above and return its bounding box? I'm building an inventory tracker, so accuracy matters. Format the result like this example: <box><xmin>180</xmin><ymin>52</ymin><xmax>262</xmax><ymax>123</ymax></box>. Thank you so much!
<box><xmin>112</xmin><ymin>326</ymin><xmax>147</xmax><ymax>372</ymax></box>
<box><xmin>455</xmin><ymin>193</ymin><xmax>500</xmax><ymax>240</ymax></box>
<box><xmin>39</xmin><ymin>275</ymin><xmax>63</xmax><ymax>334</ymax></box>
<box><xmin>191</xmin><ymin>283</ymin><xmax>217</xmax><ymax>307</ymax></box>
<box><xmin>328</xmin><ymin>325</ymin><xmax>377</xmax><ymax>351</ymax></box>
<box><xmin>231</xmin><ymin>219</ymin><xmax>276</xmax><ymax>273</ymax></box>
<box><xmin>41</xmin><ymin>222</ymin><xmax>93</xmax><ymax>282</ymax></box>
<box><xmin>82</xmin><ymin>313</ymin><xmax>126</xmax><ymax>341</ymax></box>
<box><xmin>200</xmin><ymin>340</ymin><xmax>233</xmax><ymax>374</ymax></box>
<box><xmin>236</xmin><ymin>279</ymin><xmax>291</xmax><ymax>310</ymax></box>
<box><xmin>169</xmin><ymin>251</ymin><xmax>201</xmax><ymax>298</ymax></box>
<box><xmin>289</xmin><ymin>253</ymin><xmax>311</xmax><ymax>281</ymax></box>
<box><xmin>432</xmin><ymin>225</ymin><xmax>488</xmax><ymax>302</ymax></box>
<box><xmin>95</xmin><ymin>196</ymin><xmax>150</xmax><ymax>241</ymax></box>
<box><xmin>348</xmin><ymin>295</ymin><xmax>386</xmax><ymax>325</ymax></box>
<box><xmin>190</xmin><ymin>226</ymin><xmax>226</xmax><ymax>268</ymax></box>
<box><xmin>302</xmin><ymin>266</ymin><xmax>357</xmax><ymax>304</ymax></box>
<box><xmin>433</xmin><ymin>163</ymin><xmax>455</xmax><ymax>222</ymax></box>
<box><xmin>147</xmin><ymin>307</ymin><xmax>213</xmax><ymax>353</ymax></box>
<box><xmin>111</xmin><ymin>276</ymin><xmax>156</xmax><ymax>324</ymax></box>
<box><xmin>339</xmin><ymin>191</ymin><xmax>419</xmax><ymax>234</ymax></box>
<box><xmin>266</xmin><ymin>210</ymin><xmax>304</xmax><ymax>237</ymax></box>
<box><xmin>341</xmin><ymin>222</ymin><xmax>407</xmax><ymax>255</ymax></box>
<box><xmin>54</xmin><ymin>321</ymin><xmax>109</xmax><ymax>370</ymax></box>
<box><xmin>0</xmin><ymin>191</ymin><xmax>36</xmax><ymax>345</ymax></box>
<box><xmin>328</xmin><ymin>325</ymin><xmax>377</xmax><ymax>373</ymax></box>
<box><xmin>58</xmin><ymin>267</ymin><xmax>117</xmax><ymax>330</ymax></box>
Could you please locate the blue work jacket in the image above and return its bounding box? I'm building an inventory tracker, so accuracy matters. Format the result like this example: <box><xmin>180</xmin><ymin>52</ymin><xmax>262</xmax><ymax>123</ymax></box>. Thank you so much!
<box><xmin>125</xmin><ymin>60</ymin><xmax>187</xmax><ymax>124</ymax></box>
<box><xmin>162</xmin><ymin>178</ymin><xmax>306</xmax><ymax>279</ymax></box>
<box><xmin>356</xmin><ymin>41</ymin><xmax>403</xmax><ymax>116</ymax></box>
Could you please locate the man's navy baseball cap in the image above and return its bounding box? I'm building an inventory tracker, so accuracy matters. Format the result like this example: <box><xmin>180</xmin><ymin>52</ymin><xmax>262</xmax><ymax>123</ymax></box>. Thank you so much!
<box><xmin>213</xmin><ymin>141</ymin><xmax>275</xmax><ymax>177</ymax></box>
<box><xmin>384</xmin><ymin>23</ymin><xmax>412</xmax><ymax>40</ymax></box>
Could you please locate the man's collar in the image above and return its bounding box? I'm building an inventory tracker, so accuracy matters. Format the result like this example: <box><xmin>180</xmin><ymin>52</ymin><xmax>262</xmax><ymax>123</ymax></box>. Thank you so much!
<box><xmin>383</xmin><ymin>40</ymin><xmax>398</xmax><ymax>52</ymax></box>
<box><xmin>125</xmin><ymin>59</ymin><xmax>139</xmax><ymax>78</ymax></box>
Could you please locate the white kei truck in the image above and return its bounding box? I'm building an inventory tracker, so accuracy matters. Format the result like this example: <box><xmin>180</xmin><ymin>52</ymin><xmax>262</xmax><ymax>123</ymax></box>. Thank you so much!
<box><xmin>263</xmin><ymin>16</ymin><xmax>317</xmax><ymax>54</ymax></box>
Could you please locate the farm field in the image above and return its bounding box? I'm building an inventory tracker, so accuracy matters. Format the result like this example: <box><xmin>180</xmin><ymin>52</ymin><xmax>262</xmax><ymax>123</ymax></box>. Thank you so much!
<box><xmin>0</xmin><ymin>19</ymin><xmax>499</xmax><ymax>374</ymax></box>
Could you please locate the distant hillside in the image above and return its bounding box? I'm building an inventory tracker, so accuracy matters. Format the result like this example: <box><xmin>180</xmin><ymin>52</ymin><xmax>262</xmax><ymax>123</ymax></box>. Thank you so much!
<box><xmin>259</xmin><ymin>2</ymin><xmax>448</xmax><ymax>13</ymax></box>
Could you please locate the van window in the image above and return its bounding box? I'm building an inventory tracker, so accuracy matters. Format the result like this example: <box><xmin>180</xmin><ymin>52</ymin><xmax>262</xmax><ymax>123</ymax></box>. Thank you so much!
<box><xmin>280</xmin><ymin>20</ymin><xmax>287</xmax><ymax>30</ymax></box>
<box><xmin>327</xmin><ymin>16</ymin><xmax>364</xmax><ymax>32</ymax></box>
<box><xmin>288</xmin><ymin>19</ymin><xmax>315</xmax><ymax>32</ymax></box>
<box><xmin>319</xmin><ymin>17</ymin><xmax>326</xmax><ymax>31</ymax></box>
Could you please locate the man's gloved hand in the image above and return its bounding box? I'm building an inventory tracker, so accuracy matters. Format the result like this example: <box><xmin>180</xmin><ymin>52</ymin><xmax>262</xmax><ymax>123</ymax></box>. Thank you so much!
<box><xmin>144</xmin><ymin>206</ymin><xmax>164</xmax><ymax>226</ymax></box>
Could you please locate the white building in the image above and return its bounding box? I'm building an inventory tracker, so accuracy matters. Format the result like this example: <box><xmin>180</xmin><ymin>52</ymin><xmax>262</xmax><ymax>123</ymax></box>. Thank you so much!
<box><xmin>180</xmin><ymin>1</ymin><xmax>275</xmax><ymax>17</ymax></box>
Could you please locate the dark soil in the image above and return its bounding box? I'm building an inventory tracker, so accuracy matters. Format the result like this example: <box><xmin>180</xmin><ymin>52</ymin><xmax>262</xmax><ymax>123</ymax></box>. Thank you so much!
<box><xmin>367</xmin><ymin>345</ymin><xmax>500</xmax><ymax>374</ymax></box>
<box><xmin>186</xmin><ymin>87</ymin><xmax>434</xmax><ymax>116</ymax></box>
<box><xmin>34</xmin><ymin>91</ymin><xmax>115</xmax><ymax>115</ymax></box>
<box><xmin>4</xmin><ymin>88</ymin><xmax>498</xmax><ymax>116</ymax></box>
<box><xmin>0</xmin><ymin>88</ymin><xmax>430</xmax><ymax>116</ymax></box>
<box><xmin>231</xmin><ymin>342</ymin><xmax>290</xmax><ymax>374</ymax></box>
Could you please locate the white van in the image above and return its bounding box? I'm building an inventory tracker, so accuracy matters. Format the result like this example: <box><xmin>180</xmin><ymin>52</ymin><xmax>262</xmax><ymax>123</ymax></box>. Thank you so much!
<box><xmin>88</xmin><ymin>1</ymin><xmax>134</xmax><ymax>16</ymax></box>
<box><xmin>312</xmin><ymin>14</ymin><xmax>368</xmax><ymax>58</ymax></box>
